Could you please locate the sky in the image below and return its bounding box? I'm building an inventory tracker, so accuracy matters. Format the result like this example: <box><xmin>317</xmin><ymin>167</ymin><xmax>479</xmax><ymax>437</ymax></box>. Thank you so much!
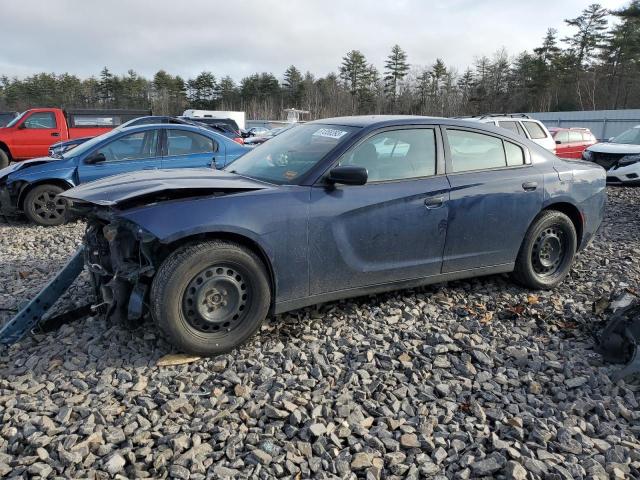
<box><xmin>0</xmin><ymin>0</ymin><xmax>630</xmax><ymax>82</ymax></box>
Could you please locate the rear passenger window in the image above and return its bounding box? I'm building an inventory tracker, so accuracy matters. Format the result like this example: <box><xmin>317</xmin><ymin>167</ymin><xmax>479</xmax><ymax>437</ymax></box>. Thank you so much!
<box><xmin>569</xmin><ymin>131</ymin><xmax>583</xmax><ymax>142</ymax></box>
<box><xmin>447</xmin><ymin>130</ymin><xmax>506</xmax><ymax>172</ymax></box>
<box><xmin>522</xmin><ymin>121</ymin><xmax>548</xmax><ymax>139</ymax></box>
<box><xmin>167</xmin><ymin>130</ymin><xmax>217</xmax><ymax>156</ymax></box>
<box><xmin>505</xmin><ymin>141</ymin><xmax>525</xmax><ymax>166</ymax></box>
<box><xmin>498</xmin><ymin>121</ymin><xmax>524</xmax><ymax>137</ymax></box>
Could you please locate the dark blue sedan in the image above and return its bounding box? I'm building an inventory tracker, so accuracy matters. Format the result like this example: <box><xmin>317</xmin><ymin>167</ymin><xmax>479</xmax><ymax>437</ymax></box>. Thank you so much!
<box><xmin>0</xmin><ymin>123</ymin><xmax>247</xmax><ymax>225</ymax></box>
<box><xmin>62</xmin><ymin>116</ymin><xmax>606</xmax><ymax>355</ymax></box>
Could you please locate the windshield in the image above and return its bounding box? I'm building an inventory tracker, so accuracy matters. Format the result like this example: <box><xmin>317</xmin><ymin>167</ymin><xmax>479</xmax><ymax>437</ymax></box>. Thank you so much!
<box><xmin>611</xmin><ymin>127</ymin><xmax>640</xmax><ymax>145</ymax></box>
<box><xmin>5</xmin><ymin>111</ymin><xmax>26</xmax><ymax>128</ymax></box>
<box><xmin>224</xmin><ymin>123</ymin><xmax>358</xmax><ymax>184</ymax></box>
<box><xmin>61</xmin><ymin>128</ymin><xmax>121</xmax><ymax>158</ymax></box>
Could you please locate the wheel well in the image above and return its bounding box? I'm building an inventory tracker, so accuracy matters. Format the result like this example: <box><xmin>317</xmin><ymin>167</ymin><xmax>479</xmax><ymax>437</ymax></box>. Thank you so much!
<box><xmin>543</xmin><ymin>202</ymin><xmax>583</xmax><ymax>246</ymax></box>
<box><xmin>164</xmin><ymin>232</ymin><xmax>276</xmax><ymax>310</ymax></box>
<box><xmin>0</xmin><ymin>142</ymin><xmax>12</xmax><ymax>161</ymax></box>
<box><xmin>17</xmin><ymin>179</ymin><xmax>74</xmax><ymax>210</ymax></box>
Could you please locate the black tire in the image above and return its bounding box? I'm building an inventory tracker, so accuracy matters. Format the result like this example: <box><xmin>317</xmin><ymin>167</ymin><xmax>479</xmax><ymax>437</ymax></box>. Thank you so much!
<box><xmin>0</xmin><ymin>150</ymin><xmax>9</xmax><ymax>169</ymax></box>
<box><xmin>23</xmin><ymin>184</ymin><xmax>70</xmax><ymax>226</ymax></box>
<box><xmin>150</xmin><ymin>240</ymin><xmax>271</xmax><ymax>355</ymax></box>
<box><xmin>512</xmin><ymin>210</ymin><xmax>577</xmax><ymax>289</ymax></box>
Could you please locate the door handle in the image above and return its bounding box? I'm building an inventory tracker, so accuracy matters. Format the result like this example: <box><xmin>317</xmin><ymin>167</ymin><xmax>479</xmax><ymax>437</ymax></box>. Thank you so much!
<box><xmin>424</xmin><ymin>196</ymin><xmax>445</xmax><ymax>209</ymax></box>
<box><xmin>522</xmin><ymin>181</ymin><xmax>538</xmax><ymax>191</ymax></box>
<box><xmin>51</xmin><ymin>132</ymin><xmax>60</xmax><ymax>137</ymax></box>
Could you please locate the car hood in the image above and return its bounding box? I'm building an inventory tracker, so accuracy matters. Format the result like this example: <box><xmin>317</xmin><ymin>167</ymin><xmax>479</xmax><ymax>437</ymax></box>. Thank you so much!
<box><xmin>61</xmin><ymin>168</ymin><xmax>274</xmax><ymax>207</ymax></box>
<box><xmin>587</xmin><ymin>143</ymin><xmax>640</xmax><ymax>154</ymax></box>
<box><xmin>0</xmin><ymin>156</ymin><xmax>60</xmax><ymax>180</ymax></box>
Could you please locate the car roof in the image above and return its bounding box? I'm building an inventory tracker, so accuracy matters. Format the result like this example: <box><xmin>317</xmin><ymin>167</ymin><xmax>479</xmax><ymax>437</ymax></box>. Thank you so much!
<box><xmin>308</xmin><ymin>115</ymin><xmax>543</xmax><ymax>135</ymax></box>
<box><xmin>310</xmin><ymin>115</ymin><xmax>444</xmax><ymax>127</ymax></box>
<box><xmin>548</xmin><ymin>127</ymin><xmax>591</xmax><ymax>132</ymax></box>
<box><xmin>116</xmin><ymin>123</ymin><xmax>233</xmax><ymax>141</ymax></box>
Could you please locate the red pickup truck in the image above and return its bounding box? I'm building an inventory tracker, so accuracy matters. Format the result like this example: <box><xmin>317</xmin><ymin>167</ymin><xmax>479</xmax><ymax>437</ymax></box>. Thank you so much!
<box><xmin>0</xmin><ymin>108</ymin><xmax>151</xmax><ymax>168</ymax></box>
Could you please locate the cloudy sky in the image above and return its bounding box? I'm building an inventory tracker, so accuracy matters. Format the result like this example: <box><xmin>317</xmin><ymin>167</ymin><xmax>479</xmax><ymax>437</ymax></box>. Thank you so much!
<box><xmin>0</xmin><ymin>0</ymin><xmax>630</xmax><ymax>81</ymax></box>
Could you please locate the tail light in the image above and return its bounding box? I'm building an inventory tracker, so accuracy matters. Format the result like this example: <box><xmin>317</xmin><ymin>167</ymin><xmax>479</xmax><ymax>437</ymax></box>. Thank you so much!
<box><xmin>233</xmin><ymin>137</ymin><xmax>244</xmax><ymax>145</ymax></box>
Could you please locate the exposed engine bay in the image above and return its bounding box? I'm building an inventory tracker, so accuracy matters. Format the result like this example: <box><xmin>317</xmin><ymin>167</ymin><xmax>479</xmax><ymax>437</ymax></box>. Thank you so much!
<box><xmin>84</xmin><ymin>216</ymin><xmax>159</xmax><ymax>325</ymax></box>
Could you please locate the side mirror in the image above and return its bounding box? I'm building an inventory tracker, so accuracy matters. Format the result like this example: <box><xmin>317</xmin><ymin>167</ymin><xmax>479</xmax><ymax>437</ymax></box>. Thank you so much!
<box><xmin>327</xmin><ymin>166</ymin><xmax>368</xmax><ymax>186</ymax></box>
<box><xmin>85</xmin><ymin>152</ymin><xmax>106</xmax><ymax>164</ymax></box>
<box><xmin>17</xmin><ymin>122</ymin><xmax>26</xmax><ymax>130</ymax></box>
<box><xmin>555</xmin><ymin>140</ymin><xmax>562</xmax><ymax>145</ymax></box>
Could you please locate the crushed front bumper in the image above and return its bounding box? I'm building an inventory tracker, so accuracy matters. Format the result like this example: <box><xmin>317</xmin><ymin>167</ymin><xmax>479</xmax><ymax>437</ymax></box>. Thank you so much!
<box><xmin>84</xmin><ymin>218</ymin><xmax>159</xmax><ymax>324</ymax></box>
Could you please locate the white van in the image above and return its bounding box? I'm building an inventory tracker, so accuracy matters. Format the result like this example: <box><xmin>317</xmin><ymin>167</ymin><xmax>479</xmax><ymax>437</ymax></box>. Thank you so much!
<box><xmin>182</xmin><ymin>110</ymin><xmax>246</xmax><ymax>130</ymax></box>
<box><xmin>461</xmin><ymin>114</ymin><xmax>556</xmax><ymax>153</ymax></box>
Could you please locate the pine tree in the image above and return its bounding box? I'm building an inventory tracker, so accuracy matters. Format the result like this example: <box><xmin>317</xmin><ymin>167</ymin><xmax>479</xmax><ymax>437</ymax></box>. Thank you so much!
<box><xmin>564</xmin><ymin>3</ymin><xmax>609</xmax><ymax>68</ymax></box>
<box><xmin>283</xmin><ymin>65</ymin><xmax>304</xmax><ymax>106</ymax></box>
<box><xmin>384</xmin><ymin>45</ymin><xmax>410</xmax><ymax>101</ymax></box>
<box><xmin>339</xmin><ymin>50</ymin><xmax>369</xmax><ymax>112</ymax></box>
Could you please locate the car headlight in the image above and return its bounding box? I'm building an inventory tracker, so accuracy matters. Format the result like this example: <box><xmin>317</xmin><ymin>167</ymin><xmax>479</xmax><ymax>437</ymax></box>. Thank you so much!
<box><xmin>619</xmin><ymin>154</ymin><xmax>640</xmax><ymax>166</ymax></box>
<box><xmin>582</xmin><ymin>150</ymin><xmax>593</xmax><ymax>161</ymax></box>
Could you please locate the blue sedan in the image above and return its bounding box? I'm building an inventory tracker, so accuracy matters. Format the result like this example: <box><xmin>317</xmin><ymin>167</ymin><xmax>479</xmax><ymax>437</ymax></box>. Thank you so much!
<box><xmin>61</xmin><ymin>116</ymin><xmax>606</xmax><ymax>355</ymax></box>
<box><xmin>0</xmin><ymin>124</ymin><xmax>247</xmax><ymax>225</ymax></box>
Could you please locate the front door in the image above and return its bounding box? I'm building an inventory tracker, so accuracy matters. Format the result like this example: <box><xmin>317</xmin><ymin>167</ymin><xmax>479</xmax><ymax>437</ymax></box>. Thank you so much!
<box><xmin>77</xmin><ymin>129</ymin><xmax>161</xmax><ymax>183</ymax></box>
<box><xmin>309</xmin><ymin>127</ymin><xmax>450</xmax><ymax>295</ymax></box>
<box><xmin>12</xmin><ymin>112</ymin><xmax>60</xmax><ymax>159</ymax></box>
<box><xmin>442</xmin><ymin>127</ymin><xmax>543</xmax><ymax>272</ymax></box>
<box><xmin>161</xmin><ymin>129</ymin><xmax>220</xmax><ymax>169</ymax></box>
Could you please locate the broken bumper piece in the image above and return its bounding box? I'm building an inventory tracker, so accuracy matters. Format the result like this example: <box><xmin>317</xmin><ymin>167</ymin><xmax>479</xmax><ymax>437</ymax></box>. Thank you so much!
<box><xmin>597</xmin><ymin>293</ymin><xmax>640</xmax><ymax>381</ymax></box>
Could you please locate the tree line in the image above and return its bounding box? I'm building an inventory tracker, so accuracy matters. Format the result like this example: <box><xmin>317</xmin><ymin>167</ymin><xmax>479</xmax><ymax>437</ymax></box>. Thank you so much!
<box><xmin>1</xmin><ymin>2</ymin><xmax>639</xmax><ymax>120</ymax></box>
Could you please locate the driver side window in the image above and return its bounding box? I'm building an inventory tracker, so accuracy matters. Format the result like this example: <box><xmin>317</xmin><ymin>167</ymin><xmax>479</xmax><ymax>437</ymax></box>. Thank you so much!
<box><xmin>94</xmin><ymin>130</ymin><xmax>159</xmax><ymax>162</ymax></box>
<box><xmin>340</xmin><ymin>129</ymin><xmax>436</xmax><ymax>182</ymax></box>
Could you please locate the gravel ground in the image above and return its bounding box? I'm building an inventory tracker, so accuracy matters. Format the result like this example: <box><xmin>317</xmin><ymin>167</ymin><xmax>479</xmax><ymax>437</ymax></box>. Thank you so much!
<box><xmin>1</xmin><ymin>188</ymin><xmax>640</xmax><ymax>479</ymax></box>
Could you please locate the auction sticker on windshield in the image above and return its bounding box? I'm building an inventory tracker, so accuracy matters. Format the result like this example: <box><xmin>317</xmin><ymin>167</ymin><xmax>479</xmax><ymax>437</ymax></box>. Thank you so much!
<box><xmin>313</xmin><ymin>128</ymin><xmax>349</xmax><ymax>139</ymax></box>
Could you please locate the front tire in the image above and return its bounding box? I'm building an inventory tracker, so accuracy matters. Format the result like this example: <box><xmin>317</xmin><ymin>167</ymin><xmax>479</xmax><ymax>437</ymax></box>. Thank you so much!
<box><xmin>512</xmin><ymin>210</ymin><xmax>577</xmax><ymax>289</ymax></box>
<box><xmin>150</xmin><ymin>240</ymin><xmax>271</xmax><ymax>355</ymax></box>
<box><xmin>23</xmin><ymin>184</ymin><xmax>70</xmax><ymax>226</ymax></box>
<box><xmin>0</xmin><ymin>150</ymin><xmax>9</xmax><ymax>169</ymax></box>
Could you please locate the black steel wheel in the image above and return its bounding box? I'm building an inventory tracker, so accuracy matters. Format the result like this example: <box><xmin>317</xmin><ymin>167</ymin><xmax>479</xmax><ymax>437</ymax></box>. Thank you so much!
<box><xmin>24</xmin><ymin>184</ymin><xmax>69</xmax><ymax>226</ymax></box>
<box><xmin>150</xmin><ymin>240</ymin><xmax>271</xmax><ymax>355</ymax></box>
<box><xmin>531</xmin><ymin>225</ymin><xmax>567</xmax><ymax>277</ymax></box>
<box><xmin>513</xmin><ymin>210</ymin><xmax>577</xmax><ymax>289</ymax></box>
<box><xmin>182</xmin><ymin>264</ymin><xmax>251</xmax><ymax>335</ymax></box>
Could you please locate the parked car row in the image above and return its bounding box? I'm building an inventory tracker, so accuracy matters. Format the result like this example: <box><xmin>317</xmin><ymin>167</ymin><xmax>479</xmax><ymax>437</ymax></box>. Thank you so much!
<box><xmin>471</xmin><ymin>113</ymin><xmax>640</xmax><ymax>185</ymax></box>
<box><xmin>0</xmin><ymin>122</ymin><xmax>248</xmax><ymax>225</ymax></box>
<box><xmin>0</xmin><ymin>108</ymin><xmax>152</xmax><ymax>168</ymax></box>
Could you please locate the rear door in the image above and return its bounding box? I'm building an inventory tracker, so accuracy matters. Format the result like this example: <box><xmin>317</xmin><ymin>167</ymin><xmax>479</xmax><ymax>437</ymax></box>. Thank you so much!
<box><xmin>554</xmin><ymin>131</ymin><xmax>570</xmax><ymax>158</ymax></box>
<box><xmin>442</xmin><ymin>127</ymin><xmax>543</xmax><ymax>272</ymax></box>
<box><xmin>567</xmin><ymin>131</ymin><xmax>584</xmax><ymax>158</ymax></box>
<box><xmin>308</xmin><ymin>126</ymin><xmax>450</xmax><ymax>294</ymax></box>
<box><xmin>161</xmin><ymin>129</ymin><xmax>221</xmax><ymax>169</ymax></box>
<box><xmin>12</xmin><ymin>111</ymin><xmax>60</xmax><ymax>159</ymax></box>
<box><xmin>77</xmin><ymin>129</ymin><xmax>161</xmax><ymax>183</ymax></box>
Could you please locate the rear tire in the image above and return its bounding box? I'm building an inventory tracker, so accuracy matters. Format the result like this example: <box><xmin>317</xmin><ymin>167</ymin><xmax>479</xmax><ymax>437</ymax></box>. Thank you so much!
<box><xmin>512</xmin><ymin>210</ymin><xmax>577</xmax><ymax>289</ymax></box>
<box><xmin>23</xmin><ymin>184</ymin><xmax>70</xmax><ymax>226</ymax></box>
<box><xmin>150</xmin><ymin>240</ymin><xmax>271</xmax><ymax>355</ymax></box>
<box><xmin>0</xmin><ymin>150</ymin><xmax>9</xmax><ymax>169</ymax></box>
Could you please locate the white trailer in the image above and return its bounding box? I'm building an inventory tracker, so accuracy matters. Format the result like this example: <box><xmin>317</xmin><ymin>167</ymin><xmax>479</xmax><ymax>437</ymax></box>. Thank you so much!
<box><xmin>182</xmin><ymin>110</ymin><xmax>246</xmax><ymax>130</ymax></box>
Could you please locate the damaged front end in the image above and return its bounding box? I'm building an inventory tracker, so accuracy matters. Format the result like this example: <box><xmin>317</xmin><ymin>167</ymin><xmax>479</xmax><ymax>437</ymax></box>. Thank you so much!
<box><xmin>83</xmin><ymin>213</ymin><xmax>160</xmax><ymax>325</ymax></box>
